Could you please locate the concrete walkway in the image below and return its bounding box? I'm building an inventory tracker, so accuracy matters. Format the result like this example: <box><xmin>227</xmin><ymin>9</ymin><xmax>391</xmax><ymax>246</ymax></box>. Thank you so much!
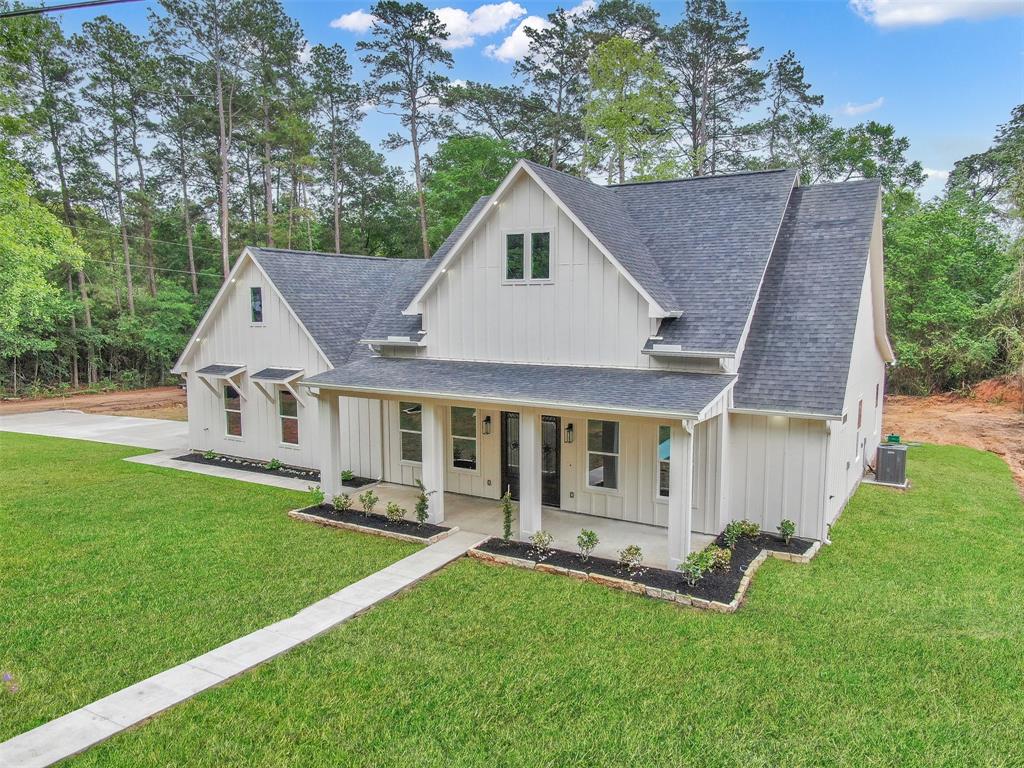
<box><xmin>0</xmin><ymin>530</ymin><xmax>486</xmax><ymax>768</ymax></box>
<box><xmin>0</xmin><ymin>410</ymin><xmax>187</xmax><ymax>452</ymax></box>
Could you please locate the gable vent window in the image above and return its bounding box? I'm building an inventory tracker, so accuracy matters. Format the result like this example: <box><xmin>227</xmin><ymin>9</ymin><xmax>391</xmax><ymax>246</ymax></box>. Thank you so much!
<box><xmin>250</xmin><ymin>287</ymin><xmax>263</xmax><ymax>323</ymax></box>
<box><xmin>505</xmin><ymin>230</ymin><xmax>552</xmax><ymax>283</ymax></box>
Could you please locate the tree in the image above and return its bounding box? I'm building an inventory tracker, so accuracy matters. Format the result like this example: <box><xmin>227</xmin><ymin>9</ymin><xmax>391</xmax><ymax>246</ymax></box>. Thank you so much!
<box><xmin>758</xmin><ymin>50</ymin><xmax>822</xmax><ymax>167</ymax></box>
<box><xmin>358</xmin><ymin>1</ymin><xmax>453</xmax><ymax>259</ymax></box>
<box><xmin>947</xmin><ymin>104</ymin><xmax>1024</xmax><ymax>221</ymax></box>
<box><xmin>308</xmin><ymin>44</ymin><xmax>362</xmax><ymax>253</ymax></box>
<box><xmin>581</xmin><ymin>0</ymin><xmax>662</xmax><ymax>47</ymax></box>
<box><xmin>442</xmin><ymin>81</ymin><xmax>548</xmax><ymax>161</ymax></box>
<box><xmin>662</xmin><ymin>0</ymin><xmax>765</xmax><ymax>175</ymax></box>
<box><xmin>424</xmin><ymin>135</ymin><xmax>519</xmax><ymax>248</ymax></box>
<box><xmin>583</xmin><ymin>37</ymin><xmax>675</xmax><ymax>183</ymax></box>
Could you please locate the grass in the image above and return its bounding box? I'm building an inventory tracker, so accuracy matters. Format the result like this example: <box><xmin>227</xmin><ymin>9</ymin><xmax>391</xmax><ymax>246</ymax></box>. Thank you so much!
<box><xmin>68</xmin><ymin>444</ymin><xmax>1024</xmax><ymax>767</ymax></box>
<box><xmin>0</xmin><ymin>433</ymin><xmax>418</xmax><ymax>742</ymax></box>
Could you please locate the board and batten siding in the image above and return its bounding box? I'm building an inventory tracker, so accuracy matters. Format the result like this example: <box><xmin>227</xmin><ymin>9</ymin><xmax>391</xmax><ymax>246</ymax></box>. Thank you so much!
<box><xmin>420</xmin><ymin>174</ymin><xmax>658</xmax><ymax>368</ymax></box>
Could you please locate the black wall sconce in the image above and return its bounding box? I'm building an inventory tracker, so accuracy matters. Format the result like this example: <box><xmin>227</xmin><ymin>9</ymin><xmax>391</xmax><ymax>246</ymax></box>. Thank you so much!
<box><xmin>564</xmin><ymin>423</ymin><xmax>574</xmax><ymax>443</ymax></box>
<box><xmin>483</xmin><ymin>415</ymin><xmax>492</xmax><ymax>435</ymax></box>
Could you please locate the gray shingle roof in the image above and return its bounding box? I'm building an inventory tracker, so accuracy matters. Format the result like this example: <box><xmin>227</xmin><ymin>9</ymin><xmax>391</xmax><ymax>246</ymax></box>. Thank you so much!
<box><xmin>196</xmin><ymin>363</ymin><xmax>244</xmax><ymax>376</ymax></box>
<box><xmin>248</xmin><ymin>247</ymin><xmax>423</xmax><ymax>366</ymax></box>
<box><xmin>305</xmin><ymin>357</ymin><xmax>735</xmax><ymax>417</ymax></box>
<box><xmin>251</xmin><ymin>367</ymin><xmax>303</xmax><ymax>381</ymax></box>
<box><xmin>732</xmin><ymin>179</ymin><xmax>881</xmax><ymax>417</ymax></box>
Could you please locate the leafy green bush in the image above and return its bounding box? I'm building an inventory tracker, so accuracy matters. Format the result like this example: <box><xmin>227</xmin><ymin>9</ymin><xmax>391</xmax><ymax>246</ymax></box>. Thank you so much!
<box><xmin>202</xmin><ymin>449</ymin><xmax>216</xmax><ymax>460</ymax></box>
<box><xmin>332</xmin><ymin>494</ymin><xmax>352</xmax><ymax>512</ymax></box>
<box><xmin>529</xmin><ymin>530</ymin><xmax>554</xmax><ymax>558</ymax></box>
<box><xmin>739</xmin><ymin>520</ymin><xmax>760</xmax><ymax>538</ymax></box>
<box><xmin>264</xmin><ymin>458</ymin><xmax>283</xmax><ymax>471</ymax></box>
<box><xmin>577</xmin><ymin>529</ymin><xmax>599</xmax><ymax>562</ymax></box>
<box><xmin>358</xmin><ymin>489</ymin><xmax>378</xmax><ymax>515</ymax></box>
<box><xmin>678</xmin><ymin>548</ymin><xmax>715</xmax><ymax>586</ymax></box>
<box><xmin>500</xmin><ymin>490</ymin><xmax>514</xmax><ymax>543</ymax></box>
<box><xmin>706</xmin><ymin>544</ymin><xmax>732</xmax><ymax>570</ymax></box>
<box><xmin>724</xmin><ymin>519</ymin><xmax>760</xmax><ymax>549</ymax></box>
<box><xmin>414</xmin><ymin>480</ymin><xmax>434</xmax><ymax>525</ymax></box>
<box><xmin>778</xmin><ymin>518</ymin><xmax>796</xmax><ymax>544</ymax></box>
<box><xmin>617</xmin><ymin>544</ymin><xmax>643</xmax><ymax>573</ymax></box>
<box><xmin>307</xmin><ymin>485</ymin><xmax>325</xmax><ymax>507</ymax></box>
<box><xmin>341</xmin><ymin>469</ymin><xmax>355</xmax><ymax>483</ymax></box>
<box><xmin>385</xmin><ymin>502</ymin><xmax>407</xmax><ymax>523</ymax></box>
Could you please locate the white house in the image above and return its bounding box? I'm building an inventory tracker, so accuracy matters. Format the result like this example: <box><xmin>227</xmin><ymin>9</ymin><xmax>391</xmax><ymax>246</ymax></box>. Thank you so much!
<box><xmin>172</xmin><ymin>160</ymin><xmax>893</xmax><ymax>567</ymax></box>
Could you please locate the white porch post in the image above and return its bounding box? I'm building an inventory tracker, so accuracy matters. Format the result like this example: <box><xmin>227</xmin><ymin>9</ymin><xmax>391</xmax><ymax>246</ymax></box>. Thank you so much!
<box><xmin>715</xmin><ymin>410</ymin><xmax>731</xmax><ymax>530</ymax></box>
<box><xmin>667</xmin><ymin>420</ymin><xmax>694</xmax><ymax>569</ymax></box>
<box><xmin>517</xmin><ymin>408</ymin><xmax>542</xmax><ymax>540</ymax></box>
<box><xmin>317</xmin><ymin>389</ymin><xmax>343</xmax><ymax>501</ymax></box>
<box><xmin>421</xmin><ymin>401</ymin><xmax>446</xmax><ymax>524</ymax></box>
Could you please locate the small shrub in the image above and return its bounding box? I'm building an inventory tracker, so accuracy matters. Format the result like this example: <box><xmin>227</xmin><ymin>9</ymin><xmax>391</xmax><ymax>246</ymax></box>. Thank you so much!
<box><xmin>739</xmin><ymin>519</ymin><xmax>760</xmax><ymax>538</ymax></box>
<box><xmin>529</xmin><ymin>529</ymin><xmax>554</xmax><ymax>558</ymax></box>
<box><xmin>341</xmin><ymin>469</ymin><xmax>355</xmax><ymax>483</ymax></box>
<box><xmin>358</xmin><ymin>489</ymin><xmax>379</xmax><ymax>515</ymax></box>
<box><xmin>332</xmin><ymin>493</ymin><xmax>352</xmax><ymax>512</ymax></box>
<box><xmin>385</xmin><ymin>501</ymin><xmax>407</xmax><ymax>523</ymax></box>
<box><xmin>414</xmin><ymin>480</ymin><xmax>434</xmax><ymax>525</ymax></box>
<box><xmin>500</xmin><ymin>489</ymin><xmax>514</xmax><ymax>543</ymax></box>
<box><xmin>778</xmin><ymin>518</ymin><xmax>796</xmax><ymax>544</ymax></box>
<box><xmin>723</xmin><ymin>520</ymin><xmax>743</xmax><ymax>550</ymax></box>
<box><xmin>265</xmin><ymin>457</ymin><xmax>283</xmax><ymax>471</ymax></box>
<box><xmin>617</xmin><ymin>544</ymin><xmax>643</xmax><ymax>573</ymax></box>
<box><xmin>577</xmin><ymin>529</ymin><xmax>599</xmax><ymax>563</ymax></box>
<box><xmin>202</xmin><ymin>449</ymin><xmax>217</xmax><ymax>460</ymax></box>
<box><xmin>678</xmin><ymin>548</ymin><xmax>715</xmax><ymax>586</ymax></box>
<box><xmin>307</xmin><ymin>485</ymin><xmax>326</xmax><ymax>507</ymax></box>
<box><xmin>705</xmin><ymin>544</ymin><xmax>732</xmax><ymax>570</ymax></box>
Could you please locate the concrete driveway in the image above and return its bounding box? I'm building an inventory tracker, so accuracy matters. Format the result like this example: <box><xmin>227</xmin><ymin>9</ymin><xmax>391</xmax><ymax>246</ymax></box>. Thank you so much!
<box><xmin>0</xmin><ymin>410</ymin><xmax>187</xmax><ymax>452</ymax></box>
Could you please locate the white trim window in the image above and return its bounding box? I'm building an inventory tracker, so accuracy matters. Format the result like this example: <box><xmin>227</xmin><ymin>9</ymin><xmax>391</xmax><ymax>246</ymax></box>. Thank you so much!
<box><xmin>250</xmin><ymin>287</ymin><xmax>263</xmax><ymax>323</ymax></box>
<box><xmin>399</xmin><ymin>402</ymin><xmax>422</xmax><ymax>463</ymax></box>
<box><xmin>587</xmin><ymin>419</ymin><xmax>619</xmax><ymax>490</ymax></box>
<box><xmin>224</xmin><ymin>384</ymin><xmax>242</xmax><ymax>437</ymax></box>
<box><xmin>450</xmin><ymin>406</ymin><xmax>478</xmax><ymax>471</ymax></box>
<box><xmin>279</xmin><ymin>389</ymin><xmax>299</xmax><ymax>445</ymax></box>
<box><xmin>657</xmin><ymin>425</ymin><xmax>670</xmax><ymax>498</ymax></box>
<box><xmin>504</xmin><ymin>229</ymin><xmax>552</xmax><ymax>282</ymax></box>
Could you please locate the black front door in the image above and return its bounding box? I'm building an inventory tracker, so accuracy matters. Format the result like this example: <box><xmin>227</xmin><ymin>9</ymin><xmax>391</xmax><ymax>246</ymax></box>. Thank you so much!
<box><xmin>501</xmin><ymin>412</ymin><xmax>561</xmax><ymax>508</ymax></box>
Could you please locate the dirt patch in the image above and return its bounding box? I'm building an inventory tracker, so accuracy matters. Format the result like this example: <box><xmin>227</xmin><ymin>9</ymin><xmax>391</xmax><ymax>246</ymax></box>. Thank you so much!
<box><xmin>885</xmin><ymin>377</ymin><xmax>1024</xmax><ymax>495</ymax></box>
<box><xmin>0</xmin><ymin>386</ymin><xmax>187</xmax><ymax>421</ymax></box>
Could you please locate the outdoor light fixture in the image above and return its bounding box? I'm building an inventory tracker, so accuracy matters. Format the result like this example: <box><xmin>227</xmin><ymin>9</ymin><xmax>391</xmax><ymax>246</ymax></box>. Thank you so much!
<box><xmin>564</xmin><ymin>423</ymin><xmax>574</xmax><ymax>443</ymax></box>
<box><xmin>483</xmin><ymin>415</ymin><xmax>492</xmax><ymax>435</ymax></box>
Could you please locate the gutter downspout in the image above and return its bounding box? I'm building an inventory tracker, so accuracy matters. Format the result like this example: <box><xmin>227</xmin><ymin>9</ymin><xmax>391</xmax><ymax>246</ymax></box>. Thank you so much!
<box><xmin>819</xmin><ymin>421</ymin><xmax>833</xmax><ymax>545</ymax></box>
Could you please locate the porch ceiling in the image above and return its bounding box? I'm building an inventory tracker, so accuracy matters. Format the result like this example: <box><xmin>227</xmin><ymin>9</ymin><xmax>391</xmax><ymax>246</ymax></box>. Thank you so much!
<box><xmin>303</xmin><ymin>356</ymin><xmax>734</xmax><ymax>419</ymax></box>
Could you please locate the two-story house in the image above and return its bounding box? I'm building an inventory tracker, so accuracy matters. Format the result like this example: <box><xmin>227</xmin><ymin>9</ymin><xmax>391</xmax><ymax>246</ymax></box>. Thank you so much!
<box><xmin>172</xmin><ymin>160</ymin><xmax>893</xmax><ymax>567</ymax></box>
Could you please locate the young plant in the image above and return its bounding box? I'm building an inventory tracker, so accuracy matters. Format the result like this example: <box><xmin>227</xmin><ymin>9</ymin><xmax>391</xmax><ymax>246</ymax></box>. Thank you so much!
<box><xmin>265</xmin><ymin>457</ymin><xmax>283</xmax><ymax>471</ymax></box>
<box><xmin>340</xmin><ymin>469</ymin><xmax>355</xmax><ymax>483</ymax></box>
<box><xmin>723</xmin><ymin>520</ymin><xmax>744</xmax><ymax>550</ymax></box>
<box><xmin>500</xmin><ymin>489</ymin><xmax>514</xmax><ymax>544</ymax></box>
<box><xmin>332</xmin><ymin>493</ymin><xmax>352</xmax><ymax>512</ymax></box>
<box><xmin>307</xmin><ymin>485</ymin><xmax>326</xmax><ymax>507</ymax></box>
<box><xmin>414</xmin><ymin>480</ymin><xmax>434</xmax><ymax>525</ymax></box>
<box><xmin>778</xmin><ymin>518</ymin><xmax>796</xmax><ymax>544</ymax></box>
<box><xmin>358</xmin><ymin>489</ymin><xmax>379</xmax><ymax>515</ymax></box>
<box><xmin>202</xmin><ymin>449</ymin><xmax>217</xmax><ymax>460</ymax></box>
<box><xmin>529</xmin><ymin>529</ymin><xmax>555</xmax><ymax>558</ymax></box>
<box><xmin>739</xmin><ymin>519</ymin><xmax>761</xmax><ymax>538</ymax></box>
<box><xmin>678</xmin><ymin>548</ymin><xmax>714</xmax><ymax>586</ymax></box>
<box><xmin>617</xmin><ymin>544</ymin><xmax>643</xmax><ymax>573</ymax></box>
<box><xmin>705</xmin><ymin>544</ymin><xmax>732</xmax><ymax>570</ymax></box>
<box><xmin>577</xmin><ymin>529</ymin><xmax>599</xmax><ymax>563</ymax></box>
<box><xmin>385</xmin><ymin>501</ymin><xmax>407</xmax><ymax>523</ymax></box>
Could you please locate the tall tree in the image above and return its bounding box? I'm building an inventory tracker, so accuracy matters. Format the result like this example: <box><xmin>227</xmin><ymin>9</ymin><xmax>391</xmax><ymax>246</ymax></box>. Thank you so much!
<box><xmin>308</xmin><ymin>43</ymin><xmax>362</xmax><ymax>253</ymax></box>
<box><xmin>442</xmin><ymin>81</ymin><xmax>549</xmax><ymax>161</ymax></box>
<box><xmin>583</xmin><ymin>36</ymin><xmax>675</xmax><ymax>183</ymax></box>
<box><xmin>758</xmin><ymin>50</ymin><xmax>822</xmax><ymax>167</ymax></box>
<box><xmin>947</xmin><ymin>104</ymin><xmax>1024</xmax><ymax>221</ymax></box>
<box><xmin>581</xmin><ymin>0</ymin><xmax>662</xmax><ymax>47</ymax></box>
<box><xmin>358</xmin><ymin>0</ymin><xmax>453</xmax><ymax>259</ymax></box>
<box><xmin>662</xmin><ymin>0</ymin><xmax>765</xmax><ymax>175</ymax></box>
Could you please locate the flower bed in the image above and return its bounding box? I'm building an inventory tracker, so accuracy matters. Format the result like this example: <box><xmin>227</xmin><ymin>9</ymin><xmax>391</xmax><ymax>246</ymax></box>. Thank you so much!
<box><xmin>177</xmin><ymin>452</ymin><xmax>319</xmax><ymax>482</ymax></box>
<box><xmin>471</xmin><ymin>532</ymin><xmax>818</xmax><ymax>612</ymax></box>
<box><xmin>289</xmin><ymin>504</ymin><xmax>454</xmax><ymax>544</ymax></box>
<box><xmin>340</xmin><ymin>475</ymin><xmax>378</xmax><ymax>489</ymax></box>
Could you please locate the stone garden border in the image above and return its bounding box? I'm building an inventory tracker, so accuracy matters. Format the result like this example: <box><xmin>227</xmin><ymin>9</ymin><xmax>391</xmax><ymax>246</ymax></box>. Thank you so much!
<box><xmin>288</xmin><ymin>509</ymin><xmax>458</xmax><ymax>545</ymax></box>
<box><xmin>469</xmin><ymin>539</ymin><xmax>823</xmax><ymax>613</ymax></box>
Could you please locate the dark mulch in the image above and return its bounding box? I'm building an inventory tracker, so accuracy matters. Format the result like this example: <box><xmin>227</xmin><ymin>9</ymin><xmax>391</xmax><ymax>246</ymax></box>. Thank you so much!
<box><xmin>296</xmin><ymin>504</ymin><xmax>449</xmax><ymax>540</ymax></box>
<box><xmin>476</xmin><ymin>532</ymin><xmax>815</xmax><ymax>605</ymax></box>
<box><xmin>341</xmin><ymin>476</ymin><xmax>377</xmax><ymax>489</ymax></box>
<box><xmin>177</xmin><ymin>452</ymin><xmax>320</xmax><ymax>481</ymax></box>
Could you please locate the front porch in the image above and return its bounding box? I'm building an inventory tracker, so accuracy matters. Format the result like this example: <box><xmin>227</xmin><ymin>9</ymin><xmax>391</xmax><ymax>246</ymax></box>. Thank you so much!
<box><xmin>349</xmin><ymin>482</ymin><xmax>716</xmax><ymax>568</ymax></box>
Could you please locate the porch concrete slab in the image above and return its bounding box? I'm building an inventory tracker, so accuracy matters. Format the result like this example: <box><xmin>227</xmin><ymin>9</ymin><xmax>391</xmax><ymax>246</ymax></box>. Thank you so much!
<box><xmin>0</xmin><ymin>410</ymin><xmax>187</xmax><ymax>451</ymax></box>
<box><xmin>0</xmin><ymin>529</ymin><xmax>485</xmax><ymax>768</ymax></box>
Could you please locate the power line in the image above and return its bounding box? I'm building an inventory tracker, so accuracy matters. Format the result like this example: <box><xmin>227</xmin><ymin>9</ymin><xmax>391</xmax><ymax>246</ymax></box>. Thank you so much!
<box><xmin>79</xmin><ymin>255</ymin><xmax>224</xmax><ymax>280</ymax></box>
<box><xmin>0</xmin><ymin>0</ymin><xmax>142</xmax><ymax>19</ymax></box>
<box><xmin>72</xmin><ymin>224</ymin><xmax>225</xmax><ymax>254</ymax></box>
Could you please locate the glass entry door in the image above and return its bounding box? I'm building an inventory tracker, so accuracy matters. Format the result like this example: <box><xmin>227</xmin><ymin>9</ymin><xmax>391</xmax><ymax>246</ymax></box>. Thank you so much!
<box><xmin>500</xmin><ymin>412</ymin><xmax>561</xmax><ymax>508</ymax></box>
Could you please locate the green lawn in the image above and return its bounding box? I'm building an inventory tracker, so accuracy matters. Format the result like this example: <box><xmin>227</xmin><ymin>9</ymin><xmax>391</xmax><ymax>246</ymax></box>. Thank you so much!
<box><xmin>67</xmin><ymin>443</ymin><xmax>1024</xmax><ymax>768</ymax></box>
<box><xmin>0</xmin><ymin>433</ymin><xmax>418</xmax><ymax>742</ymax></box>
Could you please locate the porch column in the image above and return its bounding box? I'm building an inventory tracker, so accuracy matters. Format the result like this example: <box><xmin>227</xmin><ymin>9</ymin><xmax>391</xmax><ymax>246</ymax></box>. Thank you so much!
<box><xmin>317</xmin><ymin>389</ymin><xmax>343</xmax><ymax>501</ymax></box>
<box><xmin>517</xmin><ymin>409</ymin><xmax>542</xmax><ymax>540</ymax></box>
<box><xmin>667</xmin><ymin>420</ymin><xmax>694</xmax><ymax>569</ymax></box>
<box><xmin>421</xmin><ymin>401</ymin><xmax>446</xmax><ymax>524</ymax></box>
<box><xmin>715</xmin><ymin>411</ymin><xmax>731</xmax><ymax>530</ymax></box>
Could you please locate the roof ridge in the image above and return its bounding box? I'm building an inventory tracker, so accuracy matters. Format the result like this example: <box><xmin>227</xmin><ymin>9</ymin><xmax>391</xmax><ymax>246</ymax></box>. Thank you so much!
<box><xmin>249</xmin><ymin>246</ymin><xmax>422</xmax><ymax>264</ymax></box>
<box><xmin>607</xmin><ymin>167</ymin><xmax>798</xmax><ymax>188</ymax></box>
<box><xmin>797</xmin><ymin>177</ymin><xmax>882</xmax><ymax>191</ymax></box>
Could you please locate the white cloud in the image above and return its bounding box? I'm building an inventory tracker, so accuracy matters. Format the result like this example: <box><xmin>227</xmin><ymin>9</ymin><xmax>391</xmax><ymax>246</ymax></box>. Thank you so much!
<box><xmin>330</xmin><ymin>9</ymin><xmax>376</xmax><ymax>32</ymax></box>
<box><xmin>436</xmin><ymin>3</ymin><xmax>526</xmax><ymax>49</ymax></box>
<box><xmin>924</xmin><ymin>167</ymin><xmax>949</xmax><ymax>182</ymax></box>
<box><xmin>484</xmin><ymin>0</ymin><xmax>594</xmax><ymax>61</ymax></box>
<box><xmin>297</xmin><ymin>42</ymin><xmax>312</xmax><ymax>65</ymax></box>
<box><xmin>850</xmin><ymin>0</ymin><xmax>1023</xmax><ymax>27</ymax></box>
<box><xmin>840</xmin><ymin>96</ymin><xmax>885</xmax><ymax>116</ymax></box>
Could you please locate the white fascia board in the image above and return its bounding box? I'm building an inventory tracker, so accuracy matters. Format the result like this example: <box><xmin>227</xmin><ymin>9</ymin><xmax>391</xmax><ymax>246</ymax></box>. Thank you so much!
<box><xmin>729</xmin><ymin>406</ymin><xmax>836</xmax><ymax>421</ymax></box>
<box><xmin>403</xmin><ymin>160</ymin><xmax>669</xmax><ymax>318</ymax></box>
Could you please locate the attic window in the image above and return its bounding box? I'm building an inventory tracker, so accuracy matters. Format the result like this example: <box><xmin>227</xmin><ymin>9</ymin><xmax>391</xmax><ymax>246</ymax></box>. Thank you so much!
<box><xmin>505</xmin><ymin>230</ymin><xmax>552</xmax><ymax>283</ymax></box>
<box><xmin>250</xmin><ymin>287</ymin><xmax>263</xmax><ymax>323</ymax></box>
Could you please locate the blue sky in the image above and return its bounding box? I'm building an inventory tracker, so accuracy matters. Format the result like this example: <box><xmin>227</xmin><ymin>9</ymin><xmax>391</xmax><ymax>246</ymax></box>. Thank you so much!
<box><xmin>62</xmin><ymin>0</ymin><xmax>1023</xmax><ymax>198</ymax></box>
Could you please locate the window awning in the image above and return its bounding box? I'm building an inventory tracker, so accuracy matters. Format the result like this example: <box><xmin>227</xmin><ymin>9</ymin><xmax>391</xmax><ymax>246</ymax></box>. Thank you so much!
<box><xmin>194</xmin><ymin>364</ymin><xmax>247</xmax><ymax>399</ymax></box>
<box><xmin>251</xmin><ymin>367</ymin><xmax>305</xmax><ymax>404</ymax></box>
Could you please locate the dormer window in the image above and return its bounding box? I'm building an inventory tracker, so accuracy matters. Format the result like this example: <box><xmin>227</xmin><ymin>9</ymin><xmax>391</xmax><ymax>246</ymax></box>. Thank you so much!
<box><xmin>505</xmin><ymin>230</ymin><xmax>552</xmax><ymax>283</ymax></box>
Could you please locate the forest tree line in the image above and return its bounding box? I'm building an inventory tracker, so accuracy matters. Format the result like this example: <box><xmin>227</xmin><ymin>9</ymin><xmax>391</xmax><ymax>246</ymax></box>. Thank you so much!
<box><xmin>0</xmin><ymin>0</ymin><xmax>1020</xmax><ymax>396</ymax></box>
